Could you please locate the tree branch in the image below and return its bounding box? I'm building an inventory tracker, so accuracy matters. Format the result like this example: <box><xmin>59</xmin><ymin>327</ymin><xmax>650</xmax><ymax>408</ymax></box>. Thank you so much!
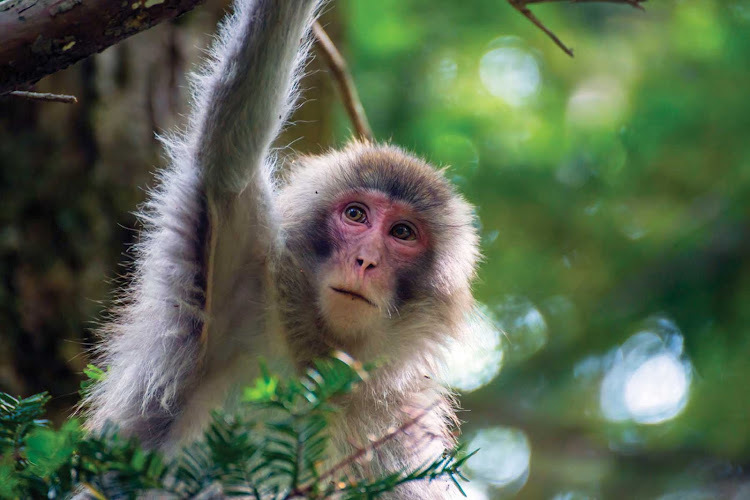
<box><xmin>0</xmin><ymin>0</ymin><xmax>205</xmax><ymax>96</ymax></box>
<box><xmin>293</xmin><ymin>400</ymin><xmax>440</xmax><ymax>497</ymax></box>
<box><xmin>8</xmin><ymin>90</ymin><xmax>78</xmax><ymax>104</ymax></box>
<box><xmin>312</xmin><ymin>21</ymin><xmax>374</xmax><ymax>142</ymax></box>
<box><xmin>508</xmin><ymin>0</ymin><xmax>647</xmax><ymax>57</ymax></box>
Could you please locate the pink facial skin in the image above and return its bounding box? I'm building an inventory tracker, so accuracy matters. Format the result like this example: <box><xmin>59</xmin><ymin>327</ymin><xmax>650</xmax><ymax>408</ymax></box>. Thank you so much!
<box><xmin>317</xmin><ymin>190</ymin><xmax>430</xmax><ymax>336</ymax></box>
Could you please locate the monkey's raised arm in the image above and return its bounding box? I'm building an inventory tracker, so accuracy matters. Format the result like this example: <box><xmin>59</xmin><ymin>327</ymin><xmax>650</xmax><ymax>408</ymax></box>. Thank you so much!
<box><xmin>189</xmin><ymin>0</ymin><xmax>319</xmax><ymax>195</ymax></box>
<box><xmin>84</xmin><ymin>0</ymin><xmax>320</xmax><ymax>449</ymax></box>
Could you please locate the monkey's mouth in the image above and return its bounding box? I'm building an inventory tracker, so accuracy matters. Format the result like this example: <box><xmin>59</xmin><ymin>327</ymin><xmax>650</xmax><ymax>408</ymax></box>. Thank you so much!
<box><xmin>330</xmin><ymin>287</ymin><xmax>376</xmax><ymax>307</ymax></box>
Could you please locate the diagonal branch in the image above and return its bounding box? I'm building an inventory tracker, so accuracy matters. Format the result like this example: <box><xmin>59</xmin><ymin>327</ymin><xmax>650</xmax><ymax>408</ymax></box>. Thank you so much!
<box><xmin>312</xmin><ymin>21</ymin><xmax>374</xmax><ymax>142</ymax></box>
<box><xmin>292</xmin><ymin>400</ymin><xmax>440</xmax><ymax>497</ymax></box>
<box><xmin>508</xmin><ymin>0</ymin><xmax>647</xmax><ymax>57</ymax></box>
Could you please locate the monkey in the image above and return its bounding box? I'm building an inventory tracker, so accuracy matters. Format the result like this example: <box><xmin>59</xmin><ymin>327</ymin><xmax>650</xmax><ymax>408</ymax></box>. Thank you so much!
<box><xmin>82</xmin><ymin>0</ymin><xmax>481</xmax><ymax>497</ymax></box>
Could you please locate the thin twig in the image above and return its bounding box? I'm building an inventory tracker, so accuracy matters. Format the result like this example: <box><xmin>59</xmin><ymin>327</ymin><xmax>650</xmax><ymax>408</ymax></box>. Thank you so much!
<box><xmin>8</xmin><ymin>90</ymin><xmax>78</xmax><ymax>104</ymax></box>
<box><xmin>292</xmin><ymin>400</ymin><xmax>440</xmax><ymax>498</ymax></box>
<box><xmin>524</xmin><ymin>0</ymin><xmax>645</xmax><ymax>9</ymax></box>
<box><xmin>509</xmin><ymin>0</ymin><xmax>575</xmax><ymax>56</ymax></box>
<box><xmin>312</xmin><ymin>21</ymin><xmax>374</xmax><ymax>142</ymax></box>
<box><xmin>508</xmin><ymin>0</ymin><xmax>647</xmax><ymax>57</ymax></box>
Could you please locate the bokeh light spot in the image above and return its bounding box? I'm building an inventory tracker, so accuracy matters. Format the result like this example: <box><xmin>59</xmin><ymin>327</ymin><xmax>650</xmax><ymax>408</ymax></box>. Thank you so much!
<box><xmin>624</xmin><ymin>353</ymin><xmax>689</xmax><ymax>424</ymax></box>
<box><xmin>445</xmin><ymin>306</ymin><xmax>504</xmax><ymax>392</ymax></box>
<box><xmin>493</xmin><ymin>296</ymin><xmax>548</xmax><ymax>361</ymax></box>
<box><xmin>479</xmin><ymin>40</ymin><xmax>540</xmax><ymax>107</ymax></box>
<box><xmin>600</xmin><ymin>319</ymin><xmax>692</xmax><ymax>425</ymax></box>
<box><xmin>466</xmin><ymin>427</ymin><xmax>531</xmax><ymax>492</ymax></box>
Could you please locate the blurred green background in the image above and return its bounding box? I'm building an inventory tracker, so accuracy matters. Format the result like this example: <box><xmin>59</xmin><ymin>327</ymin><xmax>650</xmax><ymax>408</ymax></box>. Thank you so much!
<box><xmin>2</xmin><ymin>0</ymin><xmax>750</xmax><ymax>498</ymax></box>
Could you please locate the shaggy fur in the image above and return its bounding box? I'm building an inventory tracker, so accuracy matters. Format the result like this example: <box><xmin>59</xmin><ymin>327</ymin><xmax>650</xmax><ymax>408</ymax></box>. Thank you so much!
<box><xmin>84</xmin><ymin>0</ymin><xmax>480</xmax><ymax>498</ymax></box>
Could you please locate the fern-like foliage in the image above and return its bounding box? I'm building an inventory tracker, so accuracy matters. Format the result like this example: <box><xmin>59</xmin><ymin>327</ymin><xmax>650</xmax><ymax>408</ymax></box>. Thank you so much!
<box><xmin>0</xmin><ymin>355</ymin><xmax>474</xmax><ymax>499</ymax></box>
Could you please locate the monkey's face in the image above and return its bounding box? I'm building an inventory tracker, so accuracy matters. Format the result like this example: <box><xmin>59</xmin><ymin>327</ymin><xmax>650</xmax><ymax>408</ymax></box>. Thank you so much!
<box><xmin>279</xmin><ymin>144</ymin><xmax>480</xmax><ymax>353</ymax></box>
<box><xmin>316</xmin><ymin>190</ymin><xmax>430</xmax><ymax>338</ymax></box>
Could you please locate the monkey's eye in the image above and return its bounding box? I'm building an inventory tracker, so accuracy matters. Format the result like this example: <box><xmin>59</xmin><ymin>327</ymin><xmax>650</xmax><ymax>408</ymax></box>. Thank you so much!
<box><xmin>391</xmin><ymin>223</ymin><xmax>417</xmax><ymax>241</ymax></box>
<box><xmin>344</xmin><ymin>204</ymin><xmax>367</xmax><ymax>223</ymax></box>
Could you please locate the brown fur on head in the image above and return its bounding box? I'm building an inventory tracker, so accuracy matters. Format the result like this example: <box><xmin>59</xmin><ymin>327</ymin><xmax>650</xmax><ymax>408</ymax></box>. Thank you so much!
<box><xmin>274</xmin><ymin>142</ymin><xmax>480</xmax><ymax>373</ymax></box>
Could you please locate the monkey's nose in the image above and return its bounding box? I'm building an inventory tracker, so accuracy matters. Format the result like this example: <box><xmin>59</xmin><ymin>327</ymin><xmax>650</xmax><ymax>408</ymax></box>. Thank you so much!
<box><xmin>356</xmin><ymin>257</ymin><xmax>377</xmax><ymax>270</ymax></box>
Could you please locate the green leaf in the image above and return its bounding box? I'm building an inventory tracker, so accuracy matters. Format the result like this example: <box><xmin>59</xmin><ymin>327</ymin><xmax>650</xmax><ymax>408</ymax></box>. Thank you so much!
<box><xmin>79</xmin><ymin>364</ymin><xmax>108</xmax><ymax>398</ymax></box>
<box><xmin>25</xmin><ymin>419</ymin><xmax>81</xmax><ymax>479</ymax></box>
<box><xmin>83</xmin><ymin>364</ymin><xmax>107</xmax><ymax>382</ymax></box>
<box><xmin>242</xmin><ymin>374</ymin><xmax>279</xmax><ymax>402</ymax></box>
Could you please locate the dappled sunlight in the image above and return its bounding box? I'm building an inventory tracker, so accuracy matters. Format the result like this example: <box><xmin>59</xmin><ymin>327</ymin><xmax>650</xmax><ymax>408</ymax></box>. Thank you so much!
<box><xmin>600</xmin><ymin>319</ymin><xmax>692</xmax><ymax>425</ymax></box>
<box><xmin>466</xmin><ymin>426</ymin><xmax>531</xmax><ymax>494</ymax></box>
<box><xmin>479</xmin><ymin>38</ymin><xmax>541</xmax><ymax>107</ymax></box>
<box><xmin>444</xmin><ymin>305</ymin><xmax>504</xmax><ymax>392</ymax></box>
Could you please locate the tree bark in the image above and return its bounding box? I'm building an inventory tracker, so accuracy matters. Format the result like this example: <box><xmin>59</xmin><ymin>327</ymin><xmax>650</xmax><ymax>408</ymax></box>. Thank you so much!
<box><xmin>0</xmin><ymin>0</ymin><xmax>205</xmax><ymax>95</ymax></box>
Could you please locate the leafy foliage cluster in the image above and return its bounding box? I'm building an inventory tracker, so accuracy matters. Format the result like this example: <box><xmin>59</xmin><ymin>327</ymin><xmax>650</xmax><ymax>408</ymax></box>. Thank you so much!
<box><xmin>0</xmin><ymin>357</ymin><xmax>473</xmax><ymax>499</ymax></box>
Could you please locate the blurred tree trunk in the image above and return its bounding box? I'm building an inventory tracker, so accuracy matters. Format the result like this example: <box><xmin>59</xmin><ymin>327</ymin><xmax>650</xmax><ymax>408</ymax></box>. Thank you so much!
<box><xmin>0</xmin><ymin>0</ymin><xmax>337</xmax><ymax>420</ymax></box>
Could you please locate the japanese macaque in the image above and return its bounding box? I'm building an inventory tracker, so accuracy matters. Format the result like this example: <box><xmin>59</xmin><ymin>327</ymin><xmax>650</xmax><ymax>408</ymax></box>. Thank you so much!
<box><xmin>83</xmin><ymin>0</ymin><xmax>480</xmax><ymax>498</ymax></box>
